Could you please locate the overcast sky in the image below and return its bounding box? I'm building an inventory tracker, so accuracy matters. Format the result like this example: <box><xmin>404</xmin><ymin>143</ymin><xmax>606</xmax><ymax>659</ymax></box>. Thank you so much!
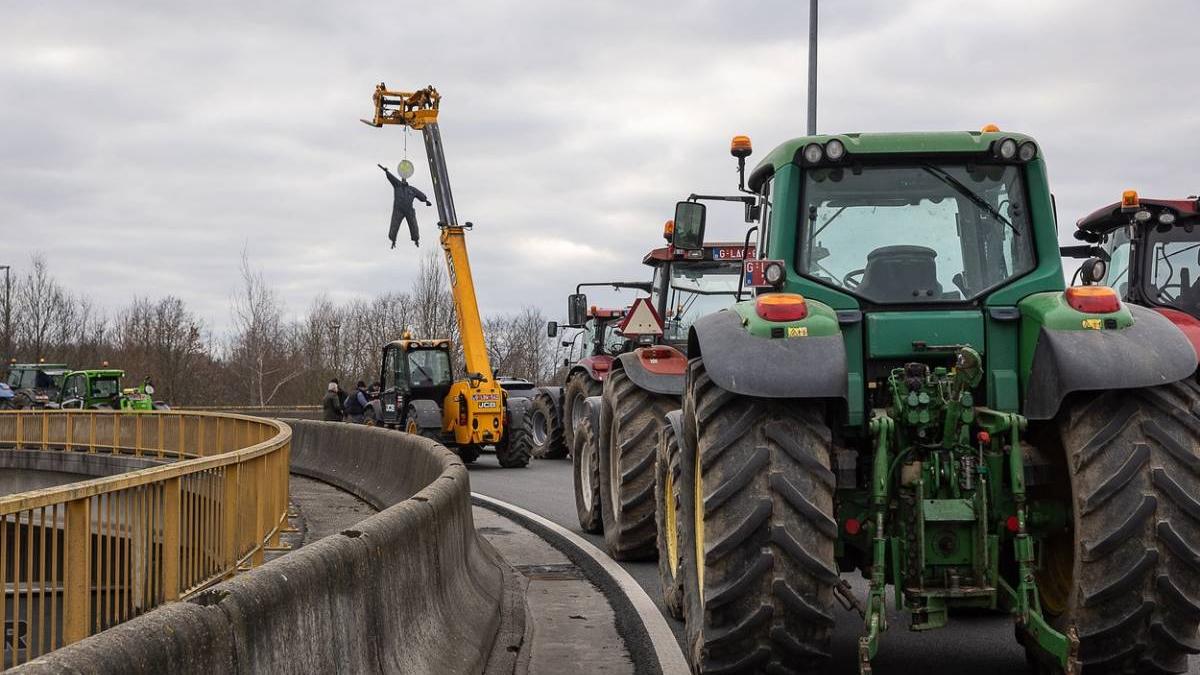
<box><xmin>2</xmin><ymin>1</ymin><xmax>1197</xmax><ymax>333</ymax></box>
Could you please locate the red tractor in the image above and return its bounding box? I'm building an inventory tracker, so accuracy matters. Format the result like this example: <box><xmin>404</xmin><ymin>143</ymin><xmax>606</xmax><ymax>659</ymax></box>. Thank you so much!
<box><xmin>1066</xmin><ymin>190</ymin><xmax>1200</xmax><ymax>353</ymax></box>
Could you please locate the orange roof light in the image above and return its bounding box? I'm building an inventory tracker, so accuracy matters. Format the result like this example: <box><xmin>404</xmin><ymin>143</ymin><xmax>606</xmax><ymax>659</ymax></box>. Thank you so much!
<box><xmin>730</xmin><ymin>135</ymin><xmax>753</xmax><ymax>158</ymax></box>
<box><xmin>663</xmin><ymin>219</ymin><xmax>675</xmax><ymax>241</ymax></box>
<box><xmin>1066</xmin><ymin>285</ymin><xmax>1120</xmax><ymax>314</ymax></box>
<box><xmin>1121</xmin><ymin>189</ymin><xmax>1140</xmax><ymax>212</ymax></box>
<box><xmin>981</xmin><ymin>123</ymin><xmax>1001</xmax><ymax>132</ymax></box>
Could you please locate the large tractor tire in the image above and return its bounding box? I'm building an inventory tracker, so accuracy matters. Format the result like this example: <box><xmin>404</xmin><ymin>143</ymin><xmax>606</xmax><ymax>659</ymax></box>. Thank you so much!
<box><xmin>573</xmin><ymin>412</ymin><xmax>603</xmax><ymax>533</ymax></box>
<box><xmin>680</xmin><ymin>358</ymin><xmax>837</xmax><ymax>674</ymax></box>
<box><xmin>495</xmin><ymin>427</ymin><xmax>532</xmax><ymax>468</ymax></box>
<box><xmin>563</xmin><ymin>372</ymin><xmax>601</xmax><ymax>452</ymax></box>
<box><xmin>456</xmin><ymin>444</ymin><xmax>481</xmax><ymax>464</ymax></box>
<box><xmin>528</xmin><ymin>390</ymin><xmax>567</xmax><ymax>459</ymax></box>
<box><xmin>600</xmin><ymin>369</ymin><xmax>675</xmax><ymax>561</ymax></box>
<box><xmin>1033</xmin><ymin>380</ymin><xmax>1200</xmax><ymax>674</ymax></box>
<box><xmin>656</xmin><ymin>419</ymin><xmax>686</xmax><ymax>620</ymax></box>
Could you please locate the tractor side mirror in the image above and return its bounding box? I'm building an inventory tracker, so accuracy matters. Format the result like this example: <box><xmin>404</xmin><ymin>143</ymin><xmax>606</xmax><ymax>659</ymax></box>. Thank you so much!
<box><xmin>567</xmin><ymin>294</ymin><xmax>588</xmax><ymax>327</ymax></box>
<box><xmin>1080</xmin><ymin>257</ymin><xmax>1107</xmax><ymax>285</ymax></box>
<box><xmin>673</xmin><ymin>201</ymin><xmax>706</xmax><ymax>250</ymax></box>
<box><xmin>546</xmin><ymin>321</ymin><xmax>558</xmax><ymax>338</ymax></box>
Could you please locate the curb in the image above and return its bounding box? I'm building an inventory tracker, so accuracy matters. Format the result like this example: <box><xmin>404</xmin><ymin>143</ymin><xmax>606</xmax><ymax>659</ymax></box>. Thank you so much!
<box><xmin>472</xmin><ymin>492</ymin><xmax>690</xmax><ymax>675</ymax></box>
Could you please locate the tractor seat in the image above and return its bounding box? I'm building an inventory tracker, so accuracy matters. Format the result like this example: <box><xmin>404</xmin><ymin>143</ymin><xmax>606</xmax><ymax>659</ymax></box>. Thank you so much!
<box><xmin>857</xmin><ymin>245</ymin><xmax>942</xmax><ymax>302</ymax></box>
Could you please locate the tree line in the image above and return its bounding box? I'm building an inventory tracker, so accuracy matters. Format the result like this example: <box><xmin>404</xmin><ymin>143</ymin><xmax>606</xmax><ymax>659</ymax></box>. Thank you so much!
<box><xmin>0</xmin><ymin>252</ymin><xmax>562</xmax><ymax>406</ymax></box>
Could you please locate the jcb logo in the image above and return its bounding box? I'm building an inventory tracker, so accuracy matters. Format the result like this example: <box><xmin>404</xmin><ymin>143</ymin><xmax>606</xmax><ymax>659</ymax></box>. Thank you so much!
<box><xmin>787</xmin><ymin>326</ymin><xmax>808</xmax><ymax>338</ymax></box>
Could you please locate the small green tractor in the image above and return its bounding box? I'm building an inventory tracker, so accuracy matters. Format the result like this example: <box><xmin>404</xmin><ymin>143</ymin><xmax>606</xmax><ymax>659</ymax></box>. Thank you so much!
<box><xmin>655</xmin><ymin>130</ymin><xmax>1200</xmax><ymax>673</ymax></box>
<box><xmin>54</xmin><ymin>370</ymin><xmax>165</xmax><ymax>410</ymax></box>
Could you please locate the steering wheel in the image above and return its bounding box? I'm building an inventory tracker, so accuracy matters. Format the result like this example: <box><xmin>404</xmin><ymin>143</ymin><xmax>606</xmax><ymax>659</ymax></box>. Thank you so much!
<box><xmin>843</xmin><ymin>268</ymin><xmax>866</xmax><ymax>289</ymax></box>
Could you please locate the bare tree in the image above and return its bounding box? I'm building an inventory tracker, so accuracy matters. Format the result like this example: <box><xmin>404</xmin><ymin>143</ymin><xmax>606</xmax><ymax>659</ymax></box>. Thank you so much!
<box><xmin>228</xmin><ymin>251</ymin><xmax>304</xmax><ymax>405</ymax></box>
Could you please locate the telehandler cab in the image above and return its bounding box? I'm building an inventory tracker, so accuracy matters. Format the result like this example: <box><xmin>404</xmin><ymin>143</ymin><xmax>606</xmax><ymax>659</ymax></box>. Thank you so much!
<box><xmin>657</xmin><ymin>129</ymin><xmax>1200</xmax><ymax>674</ymax></box>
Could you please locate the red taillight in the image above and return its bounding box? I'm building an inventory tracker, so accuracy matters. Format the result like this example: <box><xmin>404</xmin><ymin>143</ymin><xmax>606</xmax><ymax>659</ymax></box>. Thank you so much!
<box><xmin>458</xmin><ymin>397</ymin><xmax>468</xmax><ymax>427</ymax></box>
<box><xmin>1006</xmin><ymin>515</ymin><xmax>1020</xmax><ymax>533</ymax></box>
<box><xmin>844</xmin><ymin>518</ymin><xmax>861</xmax><ymax>535</ymax></box>
<box><xmin>1065</xmin><ymin>286</ymin><xmax>1121</xmax><ymax>314</ymax></box>
<box><xmin>755</xmin><ymin>293</ymin><xmax>808</xmax><ymax>322</ymax></box>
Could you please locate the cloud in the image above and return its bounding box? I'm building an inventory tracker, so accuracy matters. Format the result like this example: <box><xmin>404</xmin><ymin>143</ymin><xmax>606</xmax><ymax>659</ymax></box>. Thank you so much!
<box><xmin>1</xmin><ymin>0</ymin><xmax>1198</xmax><ymax>332</ymax></box>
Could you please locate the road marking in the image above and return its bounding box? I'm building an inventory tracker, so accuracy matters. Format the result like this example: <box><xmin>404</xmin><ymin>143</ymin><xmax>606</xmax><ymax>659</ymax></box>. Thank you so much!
<box><xmin>472</xmin><ymin>492</ymin><xmax>689</xmax><ymax>675</ymax></box>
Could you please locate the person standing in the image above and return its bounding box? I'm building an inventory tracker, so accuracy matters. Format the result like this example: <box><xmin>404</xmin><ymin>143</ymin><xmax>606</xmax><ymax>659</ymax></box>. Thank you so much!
<box><xmin>321</xmin><ymin>380</ymin><xmax>344</xmax><ymax>422</ymax></box>
<box><xmin>379</xmin><ymin>163</ymin><xmax>432</xmax><ymax>248</ymax></box>
<box><xmin>344</xmin><ymin>380</ymin><xmax>370</xmax><ymax>424</ymax></box>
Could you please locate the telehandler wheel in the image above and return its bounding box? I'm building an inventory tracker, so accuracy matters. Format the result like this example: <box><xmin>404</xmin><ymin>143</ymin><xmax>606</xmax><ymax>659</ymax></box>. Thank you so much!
<box><xmin>655</xmin><ymin>420</ymin><xmax>686</xmax><ymax>620</ymax></box>
<box><xmin>600</xmin><ymin>369</ymin><xmax>674</xmax><ymax>561</ymax></box>
<box><xmin>495</xmin><ymin>427</ymin><xmax>532</xmax><ymax>468</ymax></box>
<box><xmin>1035</xmin><ymin>379</ymin><xmax>1200</xmax><ymax>674</ymax></box>
<box><xmin>563</xmin><ymin>372</ymin><xmax>601</xmax><ymax>452</ymax></box>
<box><xmin>529</xmin><ymin>390</ymin><xmax>567</xmax><ymax>459</ymax></box>
<box><xmin>681</xmin><ymin>358</ymin><xmax>837</xmax><ymax>674</ymax></box>
<box><xmin>573</xmin><ymin>413</ymin><xmax>603</xmax><ymax>533</ymax></box>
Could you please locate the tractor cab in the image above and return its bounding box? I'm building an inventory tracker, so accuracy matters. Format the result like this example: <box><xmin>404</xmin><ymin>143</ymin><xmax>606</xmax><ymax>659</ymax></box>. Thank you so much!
<box><xmin>1069</xmin><ymin>191</ymin><xmax>1200</xmax><ymax>335</ymax></box>
<box><xmin>57</xmin><ymin>369</ymin><xmax>126</xmax><ymax>409</ymax></box>
<box><xmin>378</xmin><ymin>337</ymin><xmax>455</xmax><ymax>427</ymax></box>
<box><xmin>644</xmin><ymin>241</ymin><xmax>748</xmax><ymax>345</ymax></box>
<box><xmin>6</xmin><ymin>362</ymin><xmax>70</xmax><ymax>408</ymax></box>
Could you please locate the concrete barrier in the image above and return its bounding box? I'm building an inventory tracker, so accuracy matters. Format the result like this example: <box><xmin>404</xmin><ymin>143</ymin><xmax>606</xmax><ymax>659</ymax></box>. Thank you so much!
<box><xmin>15</xmin><ymin>421</ymin><xmax>504</xmax><ymax>675</ymax></box>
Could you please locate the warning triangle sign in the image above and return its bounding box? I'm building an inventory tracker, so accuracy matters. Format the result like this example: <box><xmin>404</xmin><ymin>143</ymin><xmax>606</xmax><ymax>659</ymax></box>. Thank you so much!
<box><xmin>617</xmin><ymin>298</ymin><xmax>663</xmax><ymax>337</ymax></box>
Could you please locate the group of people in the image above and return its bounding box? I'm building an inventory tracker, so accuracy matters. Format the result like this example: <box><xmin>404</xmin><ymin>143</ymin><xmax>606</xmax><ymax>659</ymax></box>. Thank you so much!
<box><xmin>321</xmin><ymin>378</ymin><xmax>381</xmax><ymax>424</ymax></box>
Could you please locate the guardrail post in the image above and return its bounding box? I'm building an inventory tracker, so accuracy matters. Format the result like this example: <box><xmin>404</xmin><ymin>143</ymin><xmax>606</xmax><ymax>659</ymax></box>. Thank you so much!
<box><xmin>64</xmin><ymin>498</ymin><xmax>91</xmax><ymax>645</ymax></box>
<box><xmin>162</xmin><ymin>477</ymin><xmax>181</xmax><ymax>601</ymax></box>
<box><xmin>252</xmin><ymin>455</ymin><xmax>266</xmax><ymax>567</ymax></box>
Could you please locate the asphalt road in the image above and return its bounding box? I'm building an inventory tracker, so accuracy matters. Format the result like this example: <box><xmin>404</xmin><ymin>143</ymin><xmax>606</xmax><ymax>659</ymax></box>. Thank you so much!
<box><xmin>465</xmin><ymin>450</ymin><xmax>1195</xmax><ymax>675</ymax></box>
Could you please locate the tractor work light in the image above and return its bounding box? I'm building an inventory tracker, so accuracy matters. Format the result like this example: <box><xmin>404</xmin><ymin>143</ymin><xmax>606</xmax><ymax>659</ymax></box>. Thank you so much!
<box><xmin>764</xmin><ymin>261</ymin><xmax>787</xmax><ymax>288</ymax></box>
<box><xmin>994</xmin><ymin>138</ymin><xmax>1018</xmax><ymax>160</ymax></box>
<box><xmin>1121</xmin><ymin>189</ymin><xmax>1140</xmax><ymax>212</ymax></box>
<box><xmin>825</xmin><ymin>138</ymin><xmax>846</xmax><ymax>161</ymax></box>
<box><xmin>730</xmin><ymin>135</ymin><xmax>753</xmax><ymax>158</ymax></box>
<box><xmin>1065</xmin><ymin>285</ymin><xmax>1121</xmax><ymax>314</ymax></box>
<box><xmin>802</xmin><ymin>143</ymin><xmax>824</xmax><ymax>164</ymax></box>
<box><xmin>1159</xmin><ymin>211</ymin><xmax>1178</xmax><ymax>226</ymax></box>
<box><xmin>1017</xmin><ymin>141</ymin><xmax>1038</xmax><ymax>162</ymax></box>
<box><xmin>755</xmin><ymin>293</ymin><xmax>808</xmax><ymax>322</ymax></box>
<box><xmin>1134</xmin><ymin>210</ymin><xmax>1153</xmax><ymax>223</ymax></box>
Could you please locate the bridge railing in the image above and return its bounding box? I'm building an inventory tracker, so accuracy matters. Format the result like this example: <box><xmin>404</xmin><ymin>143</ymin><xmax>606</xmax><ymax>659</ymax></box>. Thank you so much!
<box><xmin>0</xmin><ymin>410</ymin><xmax>291</xmax><ymax>667</ymax></box>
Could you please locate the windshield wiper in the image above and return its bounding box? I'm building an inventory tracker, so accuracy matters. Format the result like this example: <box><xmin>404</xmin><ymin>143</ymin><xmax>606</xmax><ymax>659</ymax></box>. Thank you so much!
<box><xmin>920</xmin><ymin>164</ymin><xmax>1019</xmax><ymax>237</ymax></box>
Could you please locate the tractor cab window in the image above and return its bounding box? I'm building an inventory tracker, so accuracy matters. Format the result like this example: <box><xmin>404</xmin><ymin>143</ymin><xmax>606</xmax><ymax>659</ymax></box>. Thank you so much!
<box><xmin>62</xmin><ymin>374</ymin><xmax>87</xmax><ymax>400</ymax></box>
<box><xmin>1143</xmin><ymin>226</ymin><xmax>1200</xmax><ymax>313</ymax></box>
<box><xmin>91</xmin><ymin>378</ymin><xmax>119</xmax><ymax>400</ymax></box>
<box><xmin>583</xmin><ymin>317</ymin><xmax>628</xmax><ymax>356</ymax></box>
<box><xmin>383</xmin><ymin>347</ymin><xmax>401</xmax><ymax>391</ymax></box>
<box><xmin>407</xmin><ymin>349</ymin><xmax>452</xmax><ymax>388</ymax></box>
<box><xmin>797</xmin><ymin>163</ymin><xmax>1035</xmax><ymax>303</ymax></box>
<box><xmin>664</xmin><ymin>261</ymin><xmax>742</xmax><ymax>341</ymax></box>
<box><xmin>1101</xmin><ymin>227</ymin><xmax>1132</xmax><ymax>298</ymax></box>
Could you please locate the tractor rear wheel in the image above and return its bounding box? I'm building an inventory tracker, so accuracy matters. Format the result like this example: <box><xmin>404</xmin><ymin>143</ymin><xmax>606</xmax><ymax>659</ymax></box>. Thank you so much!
<box><xmin>564</xmin><ymin>372</ymin><xmax>601</xmax><ymax>452</ymax></box>
<box><xmin>528</xmin><ymin>390</ymin><xmax>567</xmax><ymax>459</ymax></box>
<box><xmin>655</xmin><ymin>419</ymin><xmax>686</xmax><ymax>620</ymax></box>
<box><xmin>1034</xmin><ymin>380</ymin><xmax>1200</xmax><ymax>674</ymax></box>
<box><xmin>573</xmin><ymin>412</ymin><xmax>603</xmax><ymax>533</ymax></box>
<box><xmin>681</xmin><ymin>358</ymin><xmax>837</xmax><ymax>674</ymax></box>
<box><xmin>600</xmin><ymin>368</ymin><xmax>674</xmax><ymax>561</ymax></box>
<box><xmin>495</xmin><ymin>427</ymin><xmax>532</xmax><ymax>468</ymax></box>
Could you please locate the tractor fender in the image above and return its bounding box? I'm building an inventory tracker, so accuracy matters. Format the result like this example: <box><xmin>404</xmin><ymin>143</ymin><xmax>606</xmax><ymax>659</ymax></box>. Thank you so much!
<box><xmin>537</xmin><ymin>386</ymin><xmax>564</xmax><ymax>410</ymax></box>
<box><xmin>1024</xmin><ymin>304</ymin><xmax>1198</xmax><ymax>420</ymax></box>
<box><xmin>407</xmin><ymin>398</ymin><xmax>444</xmax><ymax>430</ymax></box>
<box><xmin>1154</xmin><ymin>307</ymin><xmax>1200</xmax><ymax>357</ymax></box>
<box><xmin>687</xmin><ymin>310</ymin><xmax>848</xmax><ymax>400</ymax></box>
<box><xmin>574</xmin><ymin>355</ymin><xmax>614</xmax><ymax>382</ymax></box>
<box><xmin>612</xmin><ymin>350</ymin><xmax>686</xmax><ymax>396</ymax></box>
<box><xmin>504</xmin><ymin>394</ymin><xmax>534</xmax><ymax>431</ymax></box>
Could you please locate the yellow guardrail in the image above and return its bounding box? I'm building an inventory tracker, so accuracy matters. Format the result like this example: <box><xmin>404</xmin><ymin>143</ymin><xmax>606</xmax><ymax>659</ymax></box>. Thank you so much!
<box><xmin>0</xmin><ymin>410</ymin><xmax>291</xmax><ymax>667</ymax></box>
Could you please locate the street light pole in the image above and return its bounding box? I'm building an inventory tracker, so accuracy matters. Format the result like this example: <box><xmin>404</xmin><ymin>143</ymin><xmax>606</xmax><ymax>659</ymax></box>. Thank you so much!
<box><xmin>807</xmin><ymin>0</ymin><xmax>818</xmax><ymax>136</ymax></box>
<box><xmin>0</xmin><ymin>266</ymin><xmax>10</xmax><ymax>362</ymax></box>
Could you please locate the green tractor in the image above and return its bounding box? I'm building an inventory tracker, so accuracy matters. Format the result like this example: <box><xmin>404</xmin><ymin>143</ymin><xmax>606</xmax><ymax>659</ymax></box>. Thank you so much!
<box><xmin>660</xmin><ymin>129</ymin><xmax>1200</xmax><ymax>673</ymax></box>
<box><xmin>55</xmin><ymin>370</ymin><xmax>164</xmax><ymax>410</ymax></box>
